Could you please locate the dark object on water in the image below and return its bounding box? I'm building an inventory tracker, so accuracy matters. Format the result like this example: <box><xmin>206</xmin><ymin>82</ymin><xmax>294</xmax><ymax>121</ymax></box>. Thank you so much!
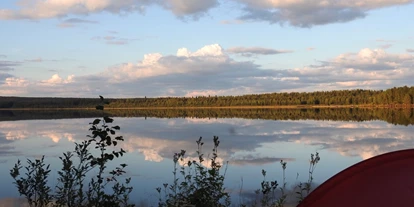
<box><xmin>298</xmin><ymin>149</ymin><xmax>414</xmax><ymax>207</ymax></box>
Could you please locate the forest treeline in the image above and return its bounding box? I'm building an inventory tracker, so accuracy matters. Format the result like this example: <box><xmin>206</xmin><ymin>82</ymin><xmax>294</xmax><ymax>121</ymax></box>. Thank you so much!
<box><xmin>1</xmin><ymin>108</ymin><xmax>413</xmax><ymax>126</ymax></box>
<box><xmin>0</xmin><ymin>86</ymin><xmax>413</xmax><ymax>109</ymax></box>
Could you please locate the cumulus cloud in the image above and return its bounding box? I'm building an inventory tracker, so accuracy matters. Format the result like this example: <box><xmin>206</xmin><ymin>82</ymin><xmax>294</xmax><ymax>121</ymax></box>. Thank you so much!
<box><xmin>227</xmin><ymin>47</ymin><xmax>293</xmax><ymax>57</ymax></box>
<box><xmin>279</xmin><ymin>48</ymin><xmax>414</xmax><ymax>92</ymax></box>
<box><xmin>105</xmin><ymin>44</ymin><xmax>259</xmax><ymax>81</ymax></box>
<box><xmin>0</xmin><ymin>0</ymin><xmax>218</xmax><ymax>20</ymax></box>
<box><xmin>0</xmin><ymin>73</ymin><xmax>81</xmax><ymax>96</ymax></box>
<box><xmin>407</xmin><ymin>49</ymin><xmax>414</xmax><ymax>53</ymax></box>
<box><xmin>0</xmin><ymin>77</ymin><xmax>29</xmax><ymax>95</ymax></box>
<box><xmin>3</xmin><ymin>77</ymin><xmax>28</xmax><ymax>87</ymax></box>
<box><xmin>234</xmin><ymin>0</ymin><xmax>413</xmax><ymax>27</ymax></box>
<box><xmin>161</xmin><ymin>0</ymin><xmax>219</xmax><ymax>19</ymax></box>
<box><xmin>1</xmin><ymin>45</ymin><xmax>414</xmax><ymax>98</ymax></box>
<box><xmin>41</xmin><ymin>74</ymin><xmax>75</xmax><ymax>85</ymax></box>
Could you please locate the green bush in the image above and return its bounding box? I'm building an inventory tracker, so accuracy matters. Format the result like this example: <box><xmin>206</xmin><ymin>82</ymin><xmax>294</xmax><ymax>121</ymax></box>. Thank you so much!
<box><xmin>10</xmin><ymin>96</ymin><xmax>134</xmax><ymax>207</ymax></box>
<box><xmin>157</xmin><ymin>136</ymin><xmax>231</xmax><ymax>207</ymax></box>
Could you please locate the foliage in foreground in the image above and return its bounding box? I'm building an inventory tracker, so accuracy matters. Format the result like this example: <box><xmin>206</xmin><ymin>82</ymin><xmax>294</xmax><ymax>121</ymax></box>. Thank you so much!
<box><xmin>157</xmin><ymin>136</ymin><xmax>321</xmax><ymax>207</ymax></box>
<box><xmin>9</xmin><ymin>97</ymin><xmax>322</xmax><ymax>207</ymax></box>
<box><xmin>10</xmin><ymin>96</ymin><xmax>134</xmax><ymax>207</ymax></box>
<box><xmin>157</xmin><ymin>136</ymin><xmax>231</xmax><ymax>207</ymax></box>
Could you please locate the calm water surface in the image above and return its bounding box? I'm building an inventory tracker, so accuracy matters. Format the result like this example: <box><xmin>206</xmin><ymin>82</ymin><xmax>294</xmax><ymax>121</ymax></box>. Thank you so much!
<box><xmin>0</xmin><ymin>109</ymin><xmax>413</xmax><ymax>205</ymax></box>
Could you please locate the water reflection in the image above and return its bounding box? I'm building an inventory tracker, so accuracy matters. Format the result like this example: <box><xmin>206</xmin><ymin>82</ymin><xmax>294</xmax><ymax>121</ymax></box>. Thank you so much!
<box><xmin>1</xmin><ymin>108</ymin><xmax>414</xmax><ymax>125</ymax></box>
<box><xmin>0</xmin><ymin>113</ymin><xmax>413</xmax><ymax>204</ymax></box>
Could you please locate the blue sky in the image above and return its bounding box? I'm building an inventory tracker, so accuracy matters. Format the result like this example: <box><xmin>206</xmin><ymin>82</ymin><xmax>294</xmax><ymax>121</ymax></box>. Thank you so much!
<box><xmin>0</xmin><ymin>0</ymin><xmax>413</xmax><ymax>97</ymax></box>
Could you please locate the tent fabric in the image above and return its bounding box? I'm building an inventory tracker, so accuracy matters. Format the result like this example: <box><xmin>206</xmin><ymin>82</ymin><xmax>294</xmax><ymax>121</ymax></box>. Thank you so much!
<box><xmin>298</xmin><ymin>149</ymin><xmax>414</xmax><ymax>207</ymax></box>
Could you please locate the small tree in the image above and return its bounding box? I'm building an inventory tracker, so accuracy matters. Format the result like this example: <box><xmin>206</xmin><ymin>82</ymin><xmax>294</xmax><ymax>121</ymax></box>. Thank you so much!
<box><xmin>403</xmin><ymin>94</ymin><xmax>413</xmax><ymax>107</ymax></box>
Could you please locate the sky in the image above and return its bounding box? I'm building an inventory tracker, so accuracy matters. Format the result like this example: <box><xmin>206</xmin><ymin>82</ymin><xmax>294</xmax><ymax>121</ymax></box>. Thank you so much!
<box><xmin>0</xmin><ymin>0</ymin><xmax>413</xmax><ymax>98</ymax></box>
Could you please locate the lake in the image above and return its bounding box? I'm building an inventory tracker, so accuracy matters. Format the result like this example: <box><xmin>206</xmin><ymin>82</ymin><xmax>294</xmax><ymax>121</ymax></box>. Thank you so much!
<box><xmin>0</xmin><ymin>108</ymin><xmax>413</xmax><ymax>206</ymax></box>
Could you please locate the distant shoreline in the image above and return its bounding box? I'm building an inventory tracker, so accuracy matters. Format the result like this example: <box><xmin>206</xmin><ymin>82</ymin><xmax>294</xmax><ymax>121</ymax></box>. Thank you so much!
<box><xmin>1</xmin><ymin>105</ymin><xmax>412</xmax><ymax>110</ymax></box>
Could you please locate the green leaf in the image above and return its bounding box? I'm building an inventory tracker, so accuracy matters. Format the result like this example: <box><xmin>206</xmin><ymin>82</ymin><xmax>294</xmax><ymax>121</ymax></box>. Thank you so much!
<box><xmin>92</xmin><ymin>119</ymin><xmax>101</xmax><ymax>125</ymax></box>
<box><xmin>112</xmin><ymin>126</ymin><xmax>120</xmax><ymax>130</ymax></box>
<box><xmin>91</xmin><ymin>160</ymin><xmax>97</xmax><ymax>166</ymax></box>
<box><xmin>106</xmin><ymin>138</ymin><xmax>112</xmax><ymax>146</ymax></box>
<box><xmin>104</xmin><ymin>116</ymin><xmax>113</xmax><ymax>123</ymax></box>
<box><xmin>108</xmin><ymin>154</ymin><xmax>114</xmax><ymax>160</ymax></box>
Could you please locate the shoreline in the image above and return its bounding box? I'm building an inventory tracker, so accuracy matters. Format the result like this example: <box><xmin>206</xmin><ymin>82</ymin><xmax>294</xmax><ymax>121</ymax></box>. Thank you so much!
<box><xmin>0</xmin><ymin>105</ymin><xmax>413</xmax><ymax>110</ymax></box>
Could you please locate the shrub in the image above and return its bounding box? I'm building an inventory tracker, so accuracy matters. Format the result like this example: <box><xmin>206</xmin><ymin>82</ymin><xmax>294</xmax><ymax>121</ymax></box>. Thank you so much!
<box><xmin>10</xmin><ymin>96</ymin><xmax>134</xmax><ymax>207</ymax></box>
<box><xmin>157</xmin><ymin>136</ymin><xmax>231</xmax><ymax>207</ymax></box>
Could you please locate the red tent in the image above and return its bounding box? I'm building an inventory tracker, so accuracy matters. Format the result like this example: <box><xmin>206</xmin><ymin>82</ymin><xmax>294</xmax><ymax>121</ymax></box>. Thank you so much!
<box><xmin>298</xmin><ymin>149</ymin><xmax>414</xmax><ymax>207</ymax></box>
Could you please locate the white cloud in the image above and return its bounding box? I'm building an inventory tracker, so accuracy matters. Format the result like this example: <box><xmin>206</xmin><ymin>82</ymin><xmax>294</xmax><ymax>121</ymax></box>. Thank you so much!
<box><xmin>0</xmin><ymin>0</ymin><xmax>412</xmax><ymax>26</ymax></box>
<box><xmin>105</xmin><ymin>44</ymin><xmax>236</xmax><ymax>81</ymax></box>
<box><xmin>281</xmin><ymin>48</ymin><xmax>414</xmax><ymax>91</ymax></box>
<box><xmin>42</xmin><ymin>74</ymin><xmax>75</xmax><ymax>85</ymax></box>
<box><xmin>0</xmin><ymin>77</ymin><xmax>28</xmax><ymax>95</ymax></box>
<box><xmin>4</xmin><ymin>77</ymin><xmax>28</xmax><ymax>87</ymax></box>
<box><xmin>235</xmin><ymin>0</ymin><xmax>413</xmax><ymax>27</ymax></box>
<box><xmin>0</xmin><ymin>0</ymin><xmax>148</xmax><ymax>19</ymax></box>
<box><xmin>0</xmin><ymin>0</ymin><xmax>218</xmax><ymax>20</ymax></box>
<box><xmin>1</xmin><ymin>45</ymin><xmax>414</xmax><ymax>98</ymax></box>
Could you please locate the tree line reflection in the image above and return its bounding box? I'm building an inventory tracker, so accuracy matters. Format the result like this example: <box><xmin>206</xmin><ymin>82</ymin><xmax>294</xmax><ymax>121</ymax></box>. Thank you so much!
<box><xmin>1</xmin><ymin>108</ymin><xmax>413</xmax><ymax>126</ymax></box>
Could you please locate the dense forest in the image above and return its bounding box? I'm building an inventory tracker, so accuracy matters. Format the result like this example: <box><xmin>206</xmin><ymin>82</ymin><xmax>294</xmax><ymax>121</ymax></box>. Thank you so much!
<box><xmin>1</xmin><ymin>108</ymin><xmax>413</xmax><ymax>126</ymax></box>
<box><xmin>0</xmin><ymin>86</ymin><xmax>413</xmax><ymax>109</ymax></box>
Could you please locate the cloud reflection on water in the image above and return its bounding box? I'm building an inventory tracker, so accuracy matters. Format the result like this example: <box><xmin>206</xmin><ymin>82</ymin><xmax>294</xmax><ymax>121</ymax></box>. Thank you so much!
<box><xmin>0</xmin><ymin>117</ymin><xmax>413</xmax><ymax>204</ymax></box>
<box><xmin>0</xmin><ymin>118</ymin><xmax>413</xmax><ymax>162</ymax></box>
